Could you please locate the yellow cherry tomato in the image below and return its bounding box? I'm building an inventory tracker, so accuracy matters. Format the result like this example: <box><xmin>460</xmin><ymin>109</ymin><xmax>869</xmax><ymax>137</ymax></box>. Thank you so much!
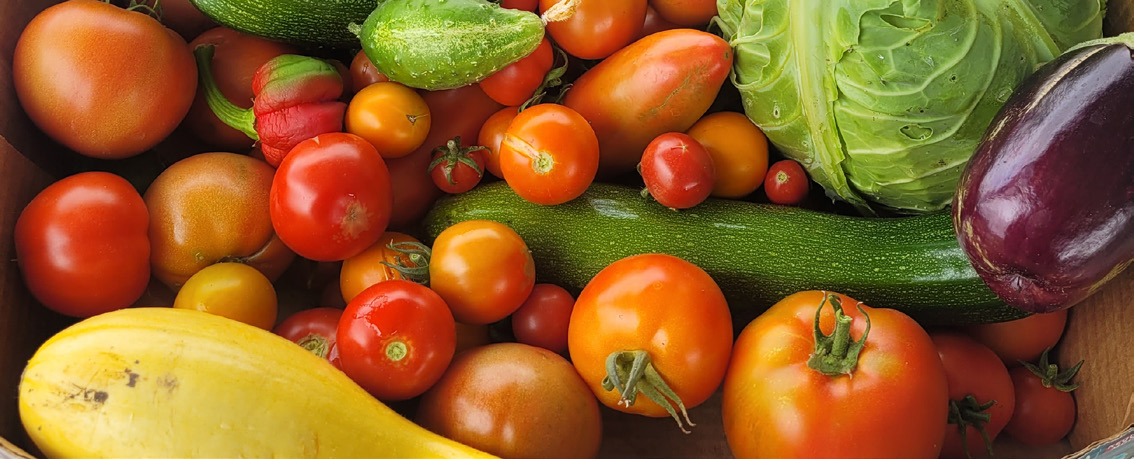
<box><xmin>339</xmin><ymin>231</ymin><xmax>425</xmax><ymax>303</ymax></box>
<box><xmin>686</xmin><ymin>111</ymin><xmax>769</xmax><ymax>198</ymax></box>
<box><xmin>346</xmin><ymin>82</ymin><xmax>431</xmax><ymax>158</ymax></box>
<box><xmin>173</xmin><ymin>262</ymin><xmax>278</xmax><ymax>330</ymax></box>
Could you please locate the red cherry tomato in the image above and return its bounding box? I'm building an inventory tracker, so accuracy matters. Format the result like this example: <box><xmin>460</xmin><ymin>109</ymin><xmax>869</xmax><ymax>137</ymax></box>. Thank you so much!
<box><xmin>270</xmin><ymin>132</ymin><xmax>393</xmax><ymax>262</ymax></box>
<box><xmin>511</xmin><ymin>284</ymin><xmax>574</xmax><ymax>354</ymax></box>
<box><xmin>337</xmin><ymin>280</ymin><xmax>457</xmax><ymax>401</ymax></box>
<box><xmin>429</xmin><ymin>139</ymin><xmax>488</xmax><ymax>194</ymax></box>
<box><xmin>765</xmin><ymin>159</ymin><xmax>810</xmax><ymax>205</ymax></box>
<box><xmin>539</xmin><ymin>0</ymin><xmax>647</xmax><ymax>60</ymax></box>
<box><xmin>1004</xmin><ymin>352</ymin><xmax>1081</xmax><ymax>446</ymax></box>
<box><xmin>349</xmin><ymin>50</ymin><xmax>389</xmax><ymax>92</ymax></box>
<box><xmin>478</xmin><ymin>106</ymin><xmax>520</xmax><ymax>179</ymax></box>
<box><xmin>499</xmin><ymin>104</ymin><xmax>599</xmax><ymax>205</ymax></box>
<box><xmin>640</xmin><ymin>132</ymin><xmax>716</xmax><ymax>209</ymax></box>
<box><xmin>479</xmin><ymin>38</ymin><xmax>554</xmax><ymax>106</ymax></box>
<box><xmin>932</xmin><ymin>332</ymin><xmax>1015</xmax><ymax>459</ymax></box>
<box><xmin>273</xmin><ymin>307</ymin><xmax>344</xmax><ymax>368</ymax></box>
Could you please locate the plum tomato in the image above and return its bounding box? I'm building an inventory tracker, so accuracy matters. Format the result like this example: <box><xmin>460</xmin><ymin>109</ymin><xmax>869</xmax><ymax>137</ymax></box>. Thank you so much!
<box><xmin>346</xmin><ymin>82</ymin><xmax>431</xmax><ymax>159</ymax></box>
<box><xmin>640</xmin><ymin>132</ymin><xmax>716</xmax><ymax>209</ymax></box>
<box><xmin>173</xmin><ymin>262</ymin><xmax>278</xmax><ymax>330</ymax></box>
<box><xmin>499</xmin><ymin>104</ymin><xmax>599</xmax><ymax>205</ymax></box>
<box><xmin>274</xmin><ymin>307</ymin><xmax>344</xmax><ymax>368</ymax></box>
<box><xmin>686</xmin><ymin>111</ymin><xmax>769</xmax><ymax>199</ymax></box>
<box><xmin>511</xmin><ymin>284</ymin><xmax>575</xmax><ymax>354</ymax></box>
<box><xmin>765</xmin><ymin>159</ymin><xmax>810</xmax><ymax>206</ymax></box>
<box><xmin>430</xmin><ymin>220</ymin><xmax>536</xmax><ymax>325</ymax></box>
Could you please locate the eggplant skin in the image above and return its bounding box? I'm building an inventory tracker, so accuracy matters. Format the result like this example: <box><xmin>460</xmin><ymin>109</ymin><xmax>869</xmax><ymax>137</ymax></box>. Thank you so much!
<box><xmin>953</xmin><ymin>38</ymin><xmax>1134</xmax><ymax>314</ymax></box>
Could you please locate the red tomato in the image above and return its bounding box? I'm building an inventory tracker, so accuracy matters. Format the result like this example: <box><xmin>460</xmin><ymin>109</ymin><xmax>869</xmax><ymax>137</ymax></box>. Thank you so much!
<box><xmin>640</xmin><ymin>132</ymin><xmax>716</xmax><ymax>209</ymax></box>
<box><xmin>511</xmin><ymin>284</ymin><xmax>574</xmax><ymax>354</ymax></box>
<box><xmin>499</xmin><ymin>104</ymin><xmax>599</xmax><ymax>205</ymax></box>
<box><xmin>270</xmin><ymin>132</ymin><xmax>393</xmax><ymax>262</ymax></box>
<box><xmin>429</xmin><ymin>139</ymin><xmax>488</xmax><ymax>194</ymax></box>
<box><xmin>478</xmin><ymin>106</ymin><xmax>520</xmax><ymax>179</ymax></box>
<box><xmin>966</xmin><ymin>309</ymin><xmax>1068</xmax><ymax>366</ymax></box>
<box><xmin>764</xmin><ymin>159</ymin><xmax>810</xmax><ymax>205</ymax></box>
<box><xmin>569</xmin><ymin>254</ymin><xmax>732</xmax><ymax>431</ymax></box>
<box><xmin>1003</xmin><ymin>352</ymin><xmax>1081</xmax><ymax>446</ymax></box>
<box><xmin>337</xmin><ymin>280</ymin><xmax>456</xmax><ymax>400</ymax></box>
<box><xmin>636</xmin><ymin>5</ymin><xmax>681</xmax><ymax>40</ymax></box>
<box><xmin>501</xmin><ymin>0</ymin><xmax>539</xmax><ymax>10</ymax></box>
<box><xmin>932</xmin><ymin>332</ymin><xmax>1015</xmax><ymax>459</ymax></box>
<box><xmin>13</xmin><ymin>0</ymin><xmax>197</xmax><ymax>159</ymax></box>
<box><xmin>479</xmin><ymin>38</ymin><xmax>554</xmax><ymax>106</ymax></box>
<box><xmin>723</xmin><ymin>291</ymin><xmax>949</xmax><ymax>458</ymax></box>
<box><xmin>540</xmin><ymin>0</ymin><xmax>647</xmax><ymax>60</ymax></box>
<box><xmin>430</xmin><ymin>220</ymin><xmax>536</xmax><ymax>325</ymax></box>
<box><xmin>14</xmin><ymin>172</ymin><xmax>150</xmax><ymax>317</ymax></box>
<box><xmin>274</xmin><ymin>307</ymin><xmax>344</xmax><ymax>369</ymax></box>
<box><xmin>349</xmin><ymin>50</ymin><xmax>389</xmax><ymax>92</ymax></box>
<box><xmin>649</xmin><ymin>0</ymin><xmax>717</xmax><ymax>27</ymax></box>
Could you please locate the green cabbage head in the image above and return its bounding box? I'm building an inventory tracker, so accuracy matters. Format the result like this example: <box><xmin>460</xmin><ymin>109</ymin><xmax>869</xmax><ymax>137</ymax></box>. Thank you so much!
<box><xmin>716</xmin><ymin>0</ymin><xmax>1105</xmax><ymax>213</ymax></box>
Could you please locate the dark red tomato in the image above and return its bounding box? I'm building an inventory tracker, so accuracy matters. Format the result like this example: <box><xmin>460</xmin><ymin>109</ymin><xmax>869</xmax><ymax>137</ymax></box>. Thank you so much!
<box><xmin>511</xmin><ymin>284</ymin><xmax>574</xmax><ymax>354</ymax></box>
<box><xmin>1003</xmin><ymin>352</ymin><xmax>1080</xmax><ymax>446</ymax></box>
<box><xmin>478</xmin><ymin>106</ymin><xmax>520</xmax><ymax>179</ymax></box>
<box><xmin>273</xmin><ymin>307</ymin><xmax>344</xmax><ymax>369</ymax></box>
<box><xmin>966</xmin><ymin>309</ymin><xmax>1068</xmax><ymax>366</ymax></box>
<box><xmin>765</xmin><ymin>159</ymin><xmax>810</xmax><ymax>205</ymax></box>
<box><xmin>349</xmin><ymin>50</ymin><xmax>389</xmax><ymax>92</ymax></box>
<box><xmin>270</xmin><ymin>132</ymin><xmax>393</xmax><ymax>262</ymax></box>
<box><xmin>649</xmin><ymin>0</ymin><xmax>718</xmax><ymax>27</ymax></box>
<box><xmin>640</xmin><ymin>132</ymin><xmax>716</xmax><ymax>209</ymax></box>
<box><xmin>501</xmin><ymin>0</ymin><xmax>538</xmax><ymax>11</ymax></box>
<box><xmin>479</xmin><ymin>38</ymin><xmax>554</xmax><ymax>106</ymax></box>
<box><xmin>540</xmin><ymin>0</ymin><xmax>647</xmax><ymax>60</ymax></box>
<box><xmin>14</xmin><ymin>172</ymin><xmax>150</xmax><ymax>317</ymax></box>
<box><xmin>429</xmin><ymin>139</ymin><xmax>488</xmax><ymax>194</ymax></box>
<box><xmin>932</xmin><ymin>332</ymin><xmax>1015</xmax><ymax>459</ymax></box>
<box><xmin>337</xmin><ymin>280</ymin><xmax>456</xmax><ymax>401</ymax></box>
<box><xmin>636</xmin><ymin>5</ymin><xmax>680</xmax><ymax>40</ymax></box>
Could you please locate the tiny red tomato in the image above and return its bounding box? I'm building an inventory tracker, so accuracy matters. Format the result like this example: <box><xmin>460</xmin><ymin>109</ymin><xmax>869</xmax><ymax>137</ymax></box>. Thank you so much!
<box><xmin>500</xmin><ymin>104</ymin><xmax>599</xmax><ymax>205</ymax></box>
<box><xmin>765</xmin><ymin>159</ymin><xmax>810</xmax><ymax>205</ymax></box>
<box><xmin>349</xmin><ymin>49</ymin><xmax>389</xmax><ymax>92</ymax></box>
<box><xmin>429</xmin><ymin>138</ymin><xmax>489</xmax><ymax>194</ymax></box>
<box><xmin>932</xmin><ymin>332</ymin><xmax>1015</xmax><ymax>459</ymax></box>
<box><xmin>337</xmin><ymin>280</ymin><xmax>456</xmax><ymax>401</ymax></box>
<box><xmin>1003</xmin><ymin>351</ymin><xmax>1081</xmax><ymax>447</ymax></box>
<box><xmin>640</xmin><ymin>132</ymin><xmax>716</xmax><ymax>209</ymax></box>
<box><xmin>430</xmin><ymin>220</ymin><xmax>536</xmax><ymax>325</ymax></box>
<box><xmin>636</xmin><ymin>5</ymin><xmax>681</xmax><ymax>40</ymax></box>
<box><xmin>478</xmin><ymin>106</ymin><xmax>520</xmax><ymax>179</ymax></box>
<box><xmin>479</xmin><ymin>38</ymin><xmax>554</xmax><ymax>106</ymax></box>
<box><xmin>273</xmin><ymin>307</ymin><xmax>344</xmax><ymax>368</ymax></box>
<box><xmin>966</xmin><ymin>309</ymin><xmax>1068</xmax><ymax>366</ymax></box>
<box><xmin>511</xmin><ymin>284</ymin><xmax>574</xmax><ymax>354</ymax></box>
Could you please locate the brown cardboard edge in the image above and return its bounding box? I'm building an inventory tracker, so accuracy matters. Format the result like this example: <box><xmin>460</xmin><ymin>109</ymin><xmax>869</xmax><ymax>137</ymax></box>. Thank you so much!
<box><xmin>1063</xmin><ymin>425</ymin><xmax>1134</xmax><ymax>459</ymax></box>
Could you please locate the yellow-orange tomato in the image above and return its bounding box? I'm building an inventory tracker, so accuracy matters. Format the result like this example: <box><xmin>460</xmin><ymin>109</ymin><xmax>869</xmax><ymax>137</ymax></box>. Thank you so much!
<box><xmin>339</xmin><ymin>232</ymin><xmax>424</xmax><ymax>303</ymax></box>
<box><xmin>686</xmin><ymin>111</ymin><xmax>769</xmax><ymax>198</ymax></box>
<box><xmin>430</xmin><ymin>220</ymin><xmax>536</xmax><ymax>325</ymax></box>
<box><xmin>346</xmin><ymin>82</ymin><xmax>431</xmax><ymax>158</ymax></box>
<box><xmin>500</xmin><ymin>104</ymin><xmax>599</xmax><ymax>206</ymax></box>
<box><xmin>173</xmin><ymin>262</ymin><xmax>278</xmax><ymax>330</ymax></box>
<box><xmin>477</xmin><ymin>106</ymin><xmax>520</xmax><ymax>179</ymax></box>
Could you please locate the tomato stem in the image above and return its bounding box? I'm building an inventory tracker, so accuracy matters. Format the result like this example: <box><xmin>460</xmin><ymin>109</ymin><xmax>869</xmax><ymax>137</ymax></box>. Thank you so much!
<box><xmin>947</xmin><ymin>394</ymin><xmax>997</xmax><ymax>459</ymax></box>
<box><xmin>1020</xmin><ymin>347</ymin><xmax>1083</xmax><ymax>392</ymax></box>
<box><xmin>193</xmin><ymin>45</ymin><xmax>259</xmax><ymax>141</ymax></box>
<box><xmin>427</xmin><ymin>136</ymin><xmax>487</xmax><ymax>186</ymax></box>
<box><xmin>385</xmin><ymin>341</ymin><xmax>408</xmax><ymax>362</ymax></box>
<box><xmin>297</xmin><ymin>333</ymin><xmax>330</xmax><ymax>359</ymax></box>
<box><xmin>601</xmin><ymin>350</ymin><xmax>695</xmax><ymax>434</ymax></box>
<box><xmin>806</xmin><ymin>294</ymin><xmax>870</xmax><ymax>376</ymax></box>
<box><xmin>540</xmin><ymin>0</ymin><xmax>581</xmax><ymax>24</ymax></box>
<box><xmin>519</xmin><ymin>46</ymin><xmax>571</xmax><ymax>112</ymax></box>
<box><xmin>379</xmin><ymin>241</ymin><xmax>432</xmax><ymax>285</ymax></box>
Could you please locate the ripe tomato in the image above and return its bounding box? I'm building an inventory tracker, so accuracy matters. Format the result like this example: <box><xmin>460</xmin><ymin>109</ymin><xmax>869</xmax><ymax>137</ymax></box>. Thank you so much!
<box><xmin>501</xmin><ymin>0</ymin><xmax>538</xmax><ymax>10</ymax></box>
<box><xmin>649</xmin><ymin>0</ymin><xmax>717</xmax><ymax>27</ymax></box>
<box><xmin>686</xmin><ymin>111</ymin><xmax>769</xmax><ymax>198</ymax></box>
<box><xmin>500</xmin><ymin>104</ymin><xmax>599</xmax><ymax>205</ymax></box>
<box><xmin>764</xmin><ymin>159</ymin><xmax>810</xmax><ymax>205</ymax></box>
<box><xmin>640</xmin><ymin>132</ymin><xmax>716</xmax><ymax>209</ymax></box>
<box><xmin>430</xmin><ymin>220</ymin><xmax>536</xmax><ymax>325</ymax></box>
<box><xmin>511</xmin><ymin>284</ymin><xmax>574</xmax><ymax>354</ymax></box>
<box><xmin>478</xmin><ymin>106</ymin><xmax>520</xmax><ymax>179</ymax></box>
<box><xmin>569</xmin><ymin>254</ymin><xmax>732</xmax><ymax>431</ymax></box>
<box><xmin>14</xmin><ymin>172</ymin><xmax>149</xmax><ymax>318</ymax></box>
<box><xmin>636</xmin><ymin>5</ymin><xmax>680</xmax><ymax>40</ymax></box>
<box><xmin>349</xmin><ymin>50</ymin><xmax>389</xmax><ymax>92</ymax></box>
<box><xmin>479</xmin><ymin>38</ymin><xmax>554</xmax><ymax>106</ymax></box>
<box><xmin>455</xmin><ymin>322</ymin><xmax>491</xmax><ymax>355</ymax></box>
<box><xmin>337</xmin><ymin>280</ymin><xmax>456</xmax><ymax>400</ymax></box>
<box><xmin>429</xmin><ymin>139</ymin><xmax>488</xmax><ymax>194</ymax></box>
<box><xmin>173</xmin><ymin>262</ymin><xmax>278</xmax><ymax>330</ymax></box>
<box><xmin>932</xmin><ymin>332</ymin><xmax>1015</xmax><ymax>459</ymax></box>
<box><xmin>346</xmin><ymin>82</ymin><xmax>431</xmax><ymax>158</ymax></box>
<box><xmin>270</xmin><ymin>132</ymin><xmax>393</xmax><ymax>262</ymax></box>
<box><xmin>340</xmin><ymin>232</ymin><xmax>426</xmax><ymax>303</ymax></box>
<box><xmin>540</xmin><ymin>0</ymin><xmax>646</xmax><ymax>60</ymax></box>
<box><xmin>1004</xmin><ymin>357</ymin><xmax>1080</xmax><ymax>446</ymax></box>
<box><xmin>13</xmin><ymin>0</ymin><xmax>196</xmax><ymax>159</ymax></box>
<box><xmin>966</xmin><ymin>309</ymin><xmax>1068</xmax><ymax>366</ymax></box>
<box><xmin>723</xmin><ymin>291</ymin><xmax>949</xmax><ymax>458</ymax></box>
<box><xmin>143</xmin><ymin>0</ymin><xmax>215</xmax><ymax>40</ymax></box>
<box><xmin>274</xmin><ymin>307</ymin><xmax>343</xmax><ymax>368</ymax></box>
<box><xmin>416</xmin><ymin>343</ymin><xmax>602</xmax><ymax>459</ymax></box>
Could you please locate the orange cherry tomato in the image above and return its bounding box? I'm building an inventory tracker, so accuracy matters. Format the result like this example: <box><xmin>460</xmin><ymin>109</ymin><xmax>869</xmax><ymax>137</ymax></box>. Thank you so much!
<box><xmin>339</xmin><ymin>232</ymin><xmax>426</xmax><ymax>304</ymax></box>
<box><xmin>649</xmin><ymin>0</ymin><xmax>717</xmax><ymax>27</ymax></box>
<box><xmin>349</xmin><ymin>50</ymin><xmax>389</xmax><ymax>92</ymax></box>
<box><xmin>173</xmin><ymin>262</ymin><xmax>278</xmax><ymax>330</ymax></box>
<box><xmin>965</xmin><ymin>309</ymin><xmax>1068</xmax><ymax>366</ymax></box>
<box><xmin>346</xmin><ymin>82</ymin><xmax>431</xmax><ymax>158</ymax></box>
<box><xmin>686</xmin><ymin>111</ymin><xmax>769</xmax><ymax>198</ymax></box>
<box><xmin>479</xmin><ymin>38</ymin><xmax>554</xmax><ymax>107</ymax></box>
<box><xmin>539</xmin><ymin>0</ymin><xmax>646</xmax><ymax>60</ymax></box>
<box><xmin>478</xmin><ymin>106</ymin><xmax>520</xmax><ymax>179</ymax></box>
<box><xmin>499</xmin><ymin>104</ymin><xmax>599</xmax><ymax>205</ymax></box>
<box><xmin>429</xmin><ymin>220</ymin><xmax>536</xmax><ymax>325</ymax></box>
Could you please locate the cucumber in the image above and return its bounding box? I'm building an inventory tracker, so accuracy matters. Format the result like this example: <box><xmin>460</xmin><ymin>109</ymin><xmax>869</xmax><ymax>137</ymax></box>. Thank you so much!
<box><xmin>423</xmin><ymin>182</ymin><xmax>1024</xmax><ymax>327</ymax></box>
<box><xmin>188</xmin><ymin>0</ymin><xmax>377</xmax><ymax>46</ymax></box>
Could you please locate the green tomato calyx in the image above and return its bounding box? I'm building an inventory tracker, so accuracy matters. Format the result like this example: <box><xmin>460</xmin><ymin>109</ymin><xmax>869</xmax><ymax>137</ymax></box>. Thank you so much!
<box><xmin>601</xmin><ymin>350</ymin><xmax>695</xmax><ymax>434</ymax></box>
<box><xmin>947</xmin><ymin>394</ymin><xmax>996</xmax><ymax>459</ymax></box>
<box><xmin>807</xmin><ymin>293</ymin><xmax>871</xmax><ymax>376</ymax></box>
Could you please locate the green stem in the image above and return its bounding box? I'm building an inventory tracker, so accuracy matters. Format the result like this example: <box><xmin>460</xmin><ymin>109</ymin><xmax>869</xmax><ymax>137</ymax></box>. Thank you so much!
<box><xmin>520</xmin><ymin>46</ymin><xmax>571</xmax><ymax>112</ymax></box>
<box><xmin>947</xmin><ymin>394</ymin><xmax>997</xmax><ymax>459</ymax></box>
<box><xmin>378</xmin><ymin>241</ymin><xmax>432</xmax><ymax>285</ymax></box>
<box><xmin>600</xmin><ymin>350</ymin><xmax>695</xmax><ymax>434</ymax></box>
<box><xmin>193</xmin><ymin>45</ymin><xmax>258</xmax><ymax>140</ymax></box>
<box><xmin>807</xmin><ymin>294</ymin><xmax>871</xmax><ymax>376</ymax></box>
<box><xmin>1020</xmin><ymin>348</ymin><xmax>1083</xmax><ymax>392</ymax></box>
<box><xmin>427</xmin><ymin>136</ymin><xmax>488</xmax><ymax>186</ymax></box>
<box><xmin>297</xmin><ymin>334</ymin><xmax>330</xmax><ymax>359</ymax></box>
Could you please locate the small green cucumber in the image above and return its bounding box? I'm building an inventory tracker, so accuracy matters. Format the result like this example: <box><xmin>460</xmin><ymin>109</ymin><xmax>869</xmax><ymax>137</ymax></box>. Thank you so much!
<box><xmin>189</xmin><ymin>0</ymin><xmax>377</xmax><ymax>46</ymax></box>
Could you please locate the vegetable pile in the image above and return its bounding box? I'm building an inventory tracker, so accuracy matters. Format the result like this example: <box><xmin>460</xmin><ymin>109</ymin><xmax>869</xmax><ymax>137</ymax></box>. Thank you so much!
<box><xmin>6</xmin><ymin>0</ymin><xmax>1131</xmax><ymax>457</ymax></box>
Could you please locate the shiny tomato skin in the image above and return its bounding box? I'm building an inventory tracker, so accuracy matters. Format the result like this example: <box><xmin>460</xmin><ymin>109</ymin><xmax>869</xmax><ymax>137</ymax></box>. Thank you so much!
<box><xmin>1003</xmin><ymin>366</ymin><xmax>1077</xmax><ymax>446</ymax></box>
<box><xmin>540</xmin><ymin>0</ymin><xmax>646</xmax><ymax>60</ymax></box>
<box><xmin>337</xmin><ymin>280</ymin><xmax>456</xmax><ymax>401</ymax></box>
<box><xmin>339</xmin><ymin>232</ymin><xmax>424</xmax><ymax>303</ymax></box>
<box><xmin>764</xmin><ymin>159</ymin><xmax>810</xmax><ymax>205</ymax></box>
<box><xmin>430</xmin><ymin>220</ymin><xmax>536</xmax><ymax>325</ymax></box>
<box><xmin>511</xmin><ymin>284</ymin><xmax>575</xmax><ymax>354</ymax></box>
<box><xmin>173</xmin><ymin>262</ymin><xmax>278</xmax><ymax>330</ymax></box>
<box><xmin>349</xmin><ymin>50</ymin><xmax>389</xmax><ymax>92</ymax></box>
<box><xmin>270</xmin><ymin>132</ymin><xmax>393</xmax><ymax>262</ymax></box>
<box><xmin>723</xmin><ymin>290</ymin><xmax>949</xmax><ymax>459</ymax></box>
<box><xmin>430</xmin><ymin>147</ymin><xmax>487</xmax><ymax>194</ymax></box>
<box><xmin>13</xmin><ymin>0</ymin><xmax>196</xmax><ymax>159</ymax></box>
<box><xmin>966</xmin><ymin>310</ymin><xmax>1068</xmax><ymax>366</ymax></box>
<box><xmin>479</xmin><ymin>38</ymin><xmax>554</xmax><ymax>107</ymax></box>
<box><xmin>501</xmin><ymin>0</ymin><xmax>539</xmax><ymax>10</ymax></box>
<box><xmin>649</xmin><ymin>0</ymin><xmax>717</xmax><ymax>27</ymax></box>
<box><xmin>478</xmin><ymin>106</ymin><xmax>520</xmax><ymax>179</ymax></box>
<box><xmin>500</xmin><ymin>104</ymin><xmax>599</xmax><ymax>205</ymax></box>
<box><xmin>14</xmin><ymin>172</ymin><xmax>150</xmax><ymax>318</ymax></box>
<box><xmin>416</xmin><ymin>343</ymin><xmax>602</xmax><ymax>459</ymax></box>
<box><xmin>636</xmin><ymin>5</ymin><xmax>681</xmax><ymax>40</ymax></box>
<box><xmin>640</xmin><ymin>132</ymin><xmax>716</xmax><ymax>209</ymax></box>
<box><xmin>346</xmin><ymin>82</ymin><xmax>431</xmax><ymax>158</ymax></box>
<box><xmin>686</xmin><ymin>111</ymin><xmax>769</xmax><ymax>198</ymax></box>
<box><xmin>274</xmin><ymin>307</ymin><xmax>343</xmax><ymax>368</ymax></box>
<box><xmin>932</xmin><ymin>332</ymin><xmax>1015</xmax><ymax>459</ymax></box>
<box><xmin>569</xmin><ymin>254</ymin><xmax>732</xmax><ymax>418</ymax></box>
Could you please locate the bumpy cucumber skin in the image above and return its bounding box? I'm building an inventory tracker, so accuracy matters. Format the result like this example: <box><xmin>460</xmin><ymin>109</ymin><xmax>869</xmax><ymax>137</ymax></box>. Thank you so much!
<box><xmin>424</xmin><ymin>183</ymin><xmax>1024</xmax><ymax>327</ymax></box>
<box><xmin>189</xmin><ymin>0</ymin><xmax>377</xmax><ymax>46</ymax></box>
<box><xmin>359</xmin><ymin>0</ymin><xmax>544</xmax><ymax>90</ymax></box>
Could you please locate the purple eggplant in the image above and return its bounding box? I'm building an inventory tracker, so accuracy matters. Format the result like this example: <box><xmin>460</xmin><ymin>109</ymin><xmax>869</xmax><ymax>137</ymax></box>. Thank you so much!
<box><xmin>953</xmin><ymin>34</ymin><xmax>1134</xmax><ymax>314</ymax></box>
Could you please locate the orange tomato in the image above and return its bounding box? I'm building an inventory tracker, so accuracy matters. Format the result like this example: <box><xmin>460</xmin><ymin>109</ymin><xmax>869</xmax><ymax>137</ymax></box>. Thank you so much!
<box><xmin>173</xmin><ymin>262</ymin><xmax>278</xmax><ymax>330</ymax></box>
<box><xmin>346</xmin><ymin>82</ymin><xmax>431</xmax><ymax>158</ymax></box>
<box><xmin>429</xmin><ymin>220</ymin><xmax>536</xmax><ymax>325</ymax></box>
<box><xmin>499</xmin><ymin>104</ymin><xmax>599</xmax><ymax>206</ymax></box>
<box><xmin>539</xmin><ymin>0</ymin><xmax>646</xmax><ymax>60</ymax></box>
<box><xmin>649</xmin><ymin>0</ymin><xmax>717</xmax><ymax>27</ymax></box>
<box><xmin>478</xmin><ymin>106</ymin><xmax>520</xmax><ymax>179</ymax></box>
<box><xmin>339</xmin><ymin>232</ymin><xmax>425</xmax><ymax>303</ymax></box>
<box><xmin>686</xmin><ymin>111</ymin><xmax>769</xmax><ymax>198</ymax></box>
<box><xmin>965</xmin><ymin>309</ymin><xmax>1068</xmax><ymax>366</ymax></box>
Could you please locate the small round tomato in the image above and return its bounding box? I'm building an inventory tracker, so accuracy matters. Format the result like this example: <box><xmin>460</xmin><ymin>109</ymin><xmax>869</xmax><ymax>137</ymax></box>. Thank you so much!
<box><xmin>764</xmin><ymin>159</ymin><xmax>810</xmax><ymax>205</ymax></box>
<box><xmin>500</xmin><ymin>104</ymin><xmax>599</xmax><ymax>205</ymax></box>
<box><xmin>966</xmin><ymin>309</ymin><xmax>1068</xmax><ymax>366</ymax></box>
<box><xmin>1004</xmin><ymin>357</ymin><xmax>1080</xmax><ymax>447</ymax></box>
<box><xmin>640</xmin><ymin>132</ymin><xmax>716</xmax><ymax>209</ymax></box>
<box><xmin>270</xmin><ymin>132</ymin><xmax>393</xmax><ymax>262</ymax></box>
<box><xmin>173</xmin><ymin>262</ymin><xmax>278</xmax><ymax>330</ymax></box>
<box><xmin>540</xmin><ymin>0</ymin><xmax>647</xmax><ymax>60</ymax></box>
<box><xmin>274</xmin><ymin>307</ymin><xmax>343</xmax><ymax>368</ymax></box>
<box><xmin>478</xmin><ymin>106</ymin><xmax>520</xmax><ymax>179</ymax></box>
<box><xmin>569</xmin><ymin>254</ymin><xmax>732</xmax><ymax>431</ymax></box>
<box><xmin>686</xmin><ymin>111</ymin><xmax>769</xmax><ymax>198</ymax></box>
<box><xmin>340</xmin><ymin>232</ymin><xmax>426</xmax><ymax>303</ymax></box>
<box><xmin>416</xmin><ymin>343</ymin><xmax>602</xmax><ymax>459</ymax></box>
<box><xmin>649</xmin><ymin>0</ymin><xmax>717</xmax><ymax>27</ymax></box>
<box><xmin>479</xmin><ymin>38</ymin><xmax>554</xmax><ymax>106</ymax></box>
<box><xmin>512</xmin><ymin>284</ymin><xmax>574</xmax><ymax>354</ymax></box>
<box><xmin>337</xmin><ymin>280</ymin><xmax>456</xmax><ymax>401</ymax></box>
<box><xmin>15</xmin><ymin>172</ymin><xmax>150</xmax><ymax>318</ymax></box>
<box><xmin>430</xmin><ymin>220</ymin><xmax>536</xmax><ymax>325</ymax></box>
<box><xmin>346</xmin><ymin>82</ymin><xmax>431</xmax><ymax>158</ymax></box>
<box><xmin>429</xmin><ymin>138</ymin><xmax>488</xmax><ymax>194</ymax></box>
<box><xmin>349</xmin><ymin>50</ymin><xmax>389</xmax><ymax>92</ymax></box>
<box><xmin>932</xmin><ymin>332</ymin><xmax>1015</xmax><ymax>459</ymax></box>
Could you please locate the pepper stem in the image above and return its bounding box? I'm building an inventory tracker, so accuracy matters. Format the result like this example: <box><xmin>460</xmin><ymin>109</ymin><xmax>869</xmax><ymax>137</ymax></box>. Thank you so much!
<box><xmin>378</xmin><ymin>241</ymin><xmax>432</xmax><ymax>285</ymax></box>
<box><xmin>947</xmin><ymin>394</ymin><xmax>997</xmax><ymax>459</ymax></box>
<box><xmin>600</xmin><ymin>350</ymin><xmax>695</xmax><ymax>434</ymax></box>
<box><xmin>193</xmin><ymin>45</ymin><xmax>258</xmax><ymax>140</ymax></box>
<box><xmin>807</xmin><ymin>293</ymin><xmax>871</xmax><ymax>376</ymax></box>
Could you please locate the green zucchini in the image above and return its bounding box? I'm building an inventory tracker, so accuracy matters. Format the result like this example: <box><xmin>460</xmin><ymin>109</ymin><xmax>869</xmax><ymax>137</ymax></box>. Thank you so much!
<box><xmin>188</xmin><ymin>0</ymin><xmax>377</xmax><ymax>46</ymax></box>
<box><xmin>423</xmin><ymin>182</ymin><xmax>1024</xmax><ymax>327</ymax></box>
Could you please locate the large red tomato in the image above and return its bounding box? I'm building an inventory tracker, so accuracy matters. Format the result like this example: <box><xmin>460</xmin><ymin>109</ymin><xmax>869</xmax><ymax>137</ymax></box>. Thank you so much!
<box><xmin>932</xmin><ymin>332</ymin><xmax>1015</xmax><ymax>459</ymax></box>
<box><xmin>723</xmin><ymin>291</ymin><xmax>949</xmax><ymax>459</ymax></box>
<box><xmin>14</xmin><ymin>172</ymin><xmax>150</xmax><ymax>317</ymax></box>
<box><xmin>13</xmin><ymin>0</ymin><xmax>196</xmax><ymax>159</ymax></box>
